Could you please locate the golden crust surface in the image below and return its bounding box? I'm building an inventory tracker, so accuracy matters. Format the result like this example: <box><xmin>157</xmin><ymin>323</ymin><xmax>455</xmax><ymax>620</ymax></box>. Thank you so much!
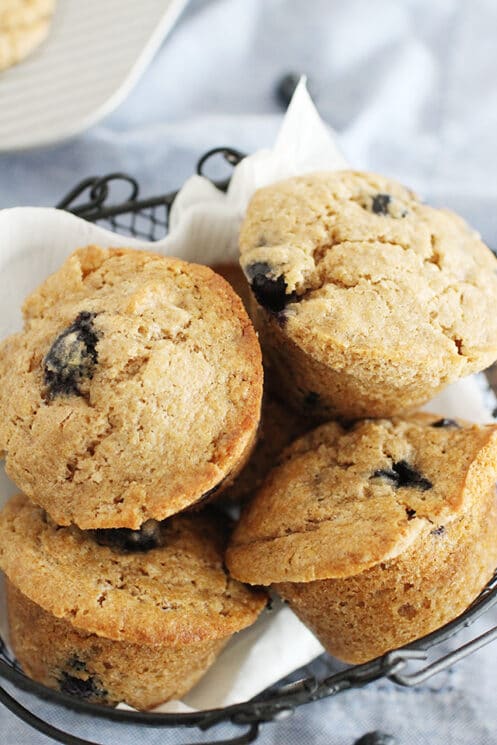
<box><xmin>7</xmin><ymin>582</ymin><xmax>227</xmax><ymax>710</ymax></box>
<box><xmin>0</xmin><ymin>246</ymin><xmax>263</xmax><ymax>528</ymax></box>
<box><xmin>276</xmin><ymin>487</ymin><xmax>497</xmax><ymax>663</ymax></box>
<box><xmin>0</xmin><ymin>493</ymin><xmax>267</xmax><ymax>645</ymax></box>
<box><xmin>220</xmin><ymin>391</ymin><xmax>313</xmax><ymax>503</ymax></box>
<box><xmin>239</xmin><ymin>171</ymin><xmax>497</xmax><ymax>401</ymax></box>
<box><xmin>227</xmin><ymin>413</ymin><xmax>497</xmax><ymax>584</ymax></box>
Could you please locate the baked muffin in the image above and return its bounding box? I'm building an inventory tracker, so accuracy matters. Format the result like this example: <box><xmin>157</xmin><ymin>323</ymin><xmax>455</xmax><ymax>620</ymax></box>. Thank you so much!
<box><xmin>0</xmin><ymin>0</ymin><xmax>55</xmax><ymax>72</ymax></box>
<box><xmin>226</xmin><ymin>414</ymin><xmax>497</xmax><ymax>663</ymax></box>
<box><xmin>0</xmin><ymin>494</ymin><xmax>267</xmax><ymax>709</ymax></box>
<box><xmin>220</xmin><ymin>391</ymin><xmax>313</xmax><ymax>503</ymax></box>
<box><xmin>0</xmin><ymin>246</ymin><xmax>263</xmax><ymax>529</ymax></box>
<box><xmin>212</xmin><ymin>262</ymin><xmax>252</xmax><ymax>314</ymax></box>
<box><xmin>212</xmin><ymin>262</ymin><xmax>314</xmax><ymax>503</ymax></box>
<box><xmin>239</xmin><ymin>171</ymin><xmax>497</xmax><ymax>419</ymax></box>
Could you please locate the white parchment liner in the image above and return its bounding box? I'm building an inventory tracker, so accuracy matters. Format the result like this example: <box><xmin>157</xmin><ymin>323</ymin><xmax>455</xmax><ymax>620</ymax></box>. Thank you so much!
<box><xmin>0</xmin><ymin>82</ymin><xmax>495</xmax><ymax>712</ymax></box>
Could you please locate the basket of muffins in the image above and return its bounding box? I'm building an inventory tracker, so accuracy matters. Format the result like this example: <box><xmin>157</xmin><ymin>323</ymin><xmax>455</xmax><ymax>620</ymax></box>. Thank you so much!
<box><xmin>1</xmin><ymin>167</ymin><xmax>497</xmax><ymax>716</ymax></box>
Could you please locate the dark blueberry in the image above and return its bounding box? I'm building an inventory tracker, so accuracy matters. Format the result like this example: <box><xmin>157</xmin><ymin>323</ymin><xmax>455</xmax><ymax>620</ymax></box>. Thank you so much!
<box><xmin>275</xmin><ymin>72</ymin><xmax>314</xmax><ymax>108</ymax></box>
<box><xmin>431</xmin><ymin>418</ymin><xmax>460</xmax><ymax>429</ymax></box>
<box><xmin>339</xmin><ymin>419</ymin><xmax>358</xmax><ymax>431</ymax></box>
<box><xmin>492</xmin><ymin>406</ymin><xmax>497</xmax><ymax>419</ymax></box>
<box><xmin>44</xmin><ymin>311</ymin><xmax>99</xmax><ymax>397</ymax></box>
<box><xmin>373</xmin><ymin>460</ymin><xmax>432</xmax><ymax>491</ymax></box>
<box><xmin>430</xmin><ymin>525</ymin><xmax>445</xmax><ymax>536</ymax></box>
<box><xmin>354</xmin><ymin>732</ymin><xmax>397</xmax><ymax>745</ymax></box>
<box><xmin>405</xmin><ymin>507</ymin><xmax>417</xmax><ymax>520</ymax></box>
<box><xmin>275</xmin><ymin>308</ymin><xmax>291</xmax><ymax>327</ymax></box>
<box><xmin>94</xmin><ymin>519</ymin><xmax>162</xmax><ymax>552</ymax></box>
<box><xmin>371</xmin><ymin>193</ymin><xmax>392</xmax><ymax>215</ymax></box>
<box><xmin>364</xmin><ymin>193</ymin><xmax>408</xmax><ymax>218</ymax></box>
<box><xmin>245</xmin><ymin>262</ymin><xmax>273</xmax><ymax>281</ymax></box>
<box><xmin>68</xmin><ymin>657</ymin><xmax>86</xmax><ymax>672</ymax></box>
<box><xmin>59</xmin><ymin>671</ymin><xmax>106</xmax><ymax>701</ymax></box>
<box><xmin>304</xmin><ymin>391</ymin><xmax>320</xmax><ymax>408</ymax></box>
<box><xmin>246</xmin><ymin>262</ymin><xmax>291</xmax><ymax>313</ymax></box>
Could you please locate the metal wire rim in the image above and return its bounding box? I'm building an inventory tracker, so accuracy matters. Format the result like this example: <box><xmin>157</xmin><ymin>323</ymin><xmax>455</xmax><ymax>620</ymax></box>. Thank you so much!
<box><xmin>1</xmin><ymin>570</ymin><xmax>497</xmax><ymax>745</ymax></box>
<box><xmin>1</xmin><ymin>146</ymin><xmax>497</xmax><ymax>744</ymax></box>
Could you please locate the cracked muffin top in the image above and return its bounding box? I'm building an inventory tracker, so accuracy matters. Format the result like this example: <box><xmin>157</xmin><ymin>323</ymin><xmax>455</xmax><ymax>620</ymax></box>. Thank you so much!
<box><xmin>226</xmin><ymin>413</ymin><xmax>497</xmax><ymax>585</ymax></box>
<box><xmin>0</xmin><ymin>246</ymin><xmax>262</xmax><ymax>529</ymax></box>
<box><xmin>0</xmin><ymin>493</ymin><xmax>267</xmax><ymax>644</ymax></box>
<box><xmin>239</xmin><ymin>171</ymin><xmax>497</xmax><ymax>376</ymax></box>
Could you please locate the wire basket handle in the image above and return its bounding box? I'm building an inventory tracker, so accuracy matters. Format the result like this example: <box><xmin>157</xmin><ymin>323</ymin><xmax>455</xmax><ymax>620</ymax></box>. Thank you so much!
<box><xmin>55</xmin><ymin>147</ymin><xmax>246</xmax><ymax>233</ymax></box>
<box><xmin>0</xmin><ymin>684</ymin><xmax>260</xmax><ymax>745</ymax></box>
<box><xmin>196</xmin><ymin>147</ymin><xmax>246</xmax><ymax>190</ymax></box>
<box><xmin>56</xmin><ymin>173</ymin><xmax>141</xmax><ymax>219</ymax></box>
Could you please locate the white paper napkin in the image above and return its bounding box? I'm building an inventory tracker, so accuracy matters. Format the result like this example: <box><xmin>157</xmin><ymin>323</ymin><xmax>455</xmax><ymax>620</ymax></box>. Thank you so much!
<box><xmin>0</xmin><ymin>82</ymin><xmax>495</xmax><ymax>713</ymax></box>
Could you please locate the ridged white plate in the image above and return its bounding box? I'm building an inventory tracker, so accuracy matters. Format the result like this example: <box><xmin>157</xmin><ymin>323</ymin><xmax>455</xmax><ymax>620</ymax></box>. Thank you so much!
<box><xmin>0</xmin><ymin>0</ymin><xmax>187</xmax><ymax>151</ymax></box>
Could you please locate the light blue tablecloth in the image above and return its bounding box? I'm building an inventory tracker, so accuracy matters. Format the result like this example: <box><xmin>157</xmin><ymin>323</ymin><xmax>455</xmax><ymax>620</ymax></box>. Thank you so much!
<box><xmin>1</xmin><ymin>1</ymin><xmax>497</xmax><ymax>743</ymax></box>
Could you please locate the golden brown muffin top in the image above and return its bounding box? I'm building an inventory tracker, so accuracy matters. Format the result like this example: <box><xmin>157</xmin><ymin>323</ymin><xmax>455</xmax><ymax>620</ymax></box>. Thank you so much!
<box><xmin>239</xmin><ymin>171</ymin><xmax>497</xmax><ymax>379</ymax></box>
<box><xmin>0</xmin><ymin>246</ymin><xmax>262</xmax><ymax>529</ymax></box>
<box><xmin>227</xmin><ymin>413</ymin><xmax>497</xmax><ymax>585</ymax></box>
<box><xmin>0</xmin><ymin>493</ymin><xmax>267</xmax><ymax>645</ymax></box>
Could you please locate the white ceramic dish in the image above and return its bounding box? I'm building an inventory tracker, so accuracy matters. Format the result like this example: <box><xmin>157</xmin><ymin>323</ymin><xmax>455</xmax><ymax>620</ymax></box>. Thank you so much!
<box><xmin>0</xmin><ymin>0</ymin><xmax>187</xmax><ymax>151</ymax></box>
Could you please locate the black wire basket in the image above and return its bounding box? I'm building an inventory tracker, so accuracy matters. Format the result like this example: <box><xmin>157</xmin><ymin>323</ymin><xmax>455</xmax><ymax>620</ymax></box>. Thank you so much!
<box><xmin>1</xmin><ymin>148</ymin><xmax>497</xmax><ymax>745</ymax></box>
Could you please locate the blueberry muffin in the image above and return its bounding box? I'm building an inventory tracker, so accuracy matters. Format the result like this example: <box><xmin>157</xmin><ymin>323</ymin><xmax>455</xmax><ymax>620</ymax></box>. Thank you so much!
<box><xmin>220</xmin><ymin>391</ymin><xmax>314</xmax><ymax>503</ymax></box>
<box><xmin>212</xmin><ymin>262</ymin><xmax>314</xmax><ymax>503</ymax></box>
<box><xmin>226</xmin><ymin>414</ymin><xmax>497</xmax><ymax>662</ymax></box>
<box><xmin>0</xmin><ymin>494</ymin><xmax>267</xmax><ymax>709</ymax></box>
<box><xmin>0</xmin><ymin>0</ymin><xmax>55</xmax><ymax>72</ymax></box>
<box><xmin>212</xmin><ymin>262</ymin><xmax>252</xmax><ymax>314</ymax></box>
<box><xmin>239</xmin><ymin>171</ymin><xmax>497</xmax><ymax>419</ymax></box>
<box><xmin>0</xmin><ymin>246</ymin><xmax>263</xmax><ymax>529</ymax></box>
